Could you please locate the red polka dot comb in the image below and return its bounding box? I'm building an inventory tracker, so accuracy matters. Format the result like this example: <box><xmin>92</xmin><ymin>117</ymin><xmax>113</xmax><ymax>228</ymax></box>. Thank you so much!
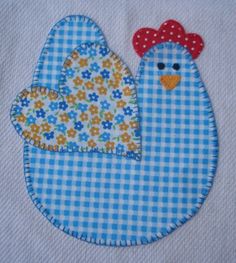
<box><xmin>132</xmin><ymin>20</ymin><xmax>204</xmax><ymax>59</ymax></box>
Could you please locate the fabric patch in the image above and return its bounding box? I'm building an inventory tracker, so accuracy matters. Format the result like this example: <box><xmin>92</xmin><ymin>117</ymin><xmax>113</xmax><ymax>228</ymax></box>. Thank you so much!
<box><xmin>11</xmin><ymin>16</ymin><xmax>218</xmax><ymax>246</ymax></box>
<box><xmin>133</xmin><ymin>20</ymin><xmax>204</xmax><ymax>59</ymax></box>
<box><xmin>11</xmin><ymin>43</ymin><xmax>141</xmax><ymax>160</ymax></box>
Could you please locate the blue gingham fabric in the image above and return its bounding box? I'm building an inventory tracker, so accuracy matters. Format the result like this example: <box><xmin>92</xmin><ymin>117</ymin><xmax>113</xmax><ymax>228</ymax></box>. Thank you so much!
<box><xmin>23</xmin><ymin>17</ymin><xmax>218</xmax><ymax>246</ymax></box>
<box><xmin>32</xmin><ymin>15</ymin><xmax>106</xmax><ymax>92</ymax></box>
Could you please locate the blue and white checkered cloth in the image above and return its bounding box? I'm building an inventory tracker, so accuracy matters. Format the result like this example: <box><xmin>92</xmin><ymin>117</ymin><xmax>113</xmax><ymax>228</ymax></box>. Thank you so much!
<box><xmin>32</xmin><ymin>15</ymin><xmax>106</xmax><ymax>92</ymax></box>
<box><xmin>23</xmin><ymin>16</ymin><xmax>218</xmax><ymax>246</ymax></box>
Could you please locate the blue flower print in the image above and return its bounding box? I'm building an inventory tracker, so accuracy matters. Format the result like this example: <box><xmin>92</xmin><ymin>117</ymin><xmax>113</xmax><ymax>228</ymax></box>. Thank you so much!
<box><xmin>49</xmin><ymin>101</ymin><xmax>58</xmax><ymax>111</ymax></box>
<box><xmin>90</xmin><ymin>62</ymin><xmax>100</xmax><ymax>72</ymax></box>
<box><xmin>123</xmin><ymin>76</ymin><xmax>134</xmax><ymax>85</ymax></box>
<box><xmin>68</xmin><ymin>111</ymin><xmax>77</xmax><ymax>119</ymax></box>
<box><xmin>47</xmin><ymin>115</ymin><xmax>57</xmax><ymax>124</ymax></box>
<box><xmin>89</xmin><ymin>48</ymin><xmax>97</xmax><ymax>57</ymax></box>
<box><xmin>99</xmin><ymin>46</ymin><xmax>109</xmax><ymax>56</ymax></box>
<box><xmin>20</xmin><ymin>97</ymin><xmax>30</xmax><ymax>107</ymax></box>
<box><xmin>44</xmin><ymin>131</ymin><xmax>54</xmax><ymax>140</ymax></box>
<box><xmin>13</xmin><ymin>105</ymin><xmax>22</xmax><ymax>115</ymax></box>
<box><xmin>36</xmin><ymin>109</ymin><xmax>46</xmax><ymax>118</ymax></box>
<box><xmin>67</xmin><ymin>142</ymin><xmax>79</xmax><ymax>150</ymax></box>
<box><xmin>78</xmin><ymin>103</ymin><xmax>88</xmax><ymax>112</ymax></box>
<box><xmin>79</xmin><ymin>132</ymin><xmax>89</xmax><ymax>142</ymax></box>
<box><xmin>116</xmin><ymin>144</ymin><xmax>124</xmax><ymax>153</ymax></box>
<box><xmin>65</xmin><ymin>68</ymin><xmax>75</xmax><ymax>78</ymax></box>
<box><xmin>59</xmin><ymin>101</ymin><xmax>68</xmax><ymax>110</ymax></box>
<box><xmin>27</xmin><ymin>115</ymin><xmax>36</xmax><ymax>125</ymax></box>
<box><xmin>77</xmin><ymin>46</ymin><xmax>87</xmax><ymax>55</ymax></box>
<box><xmin>82</xmin><ymin>70</ymin><xmax>91</xmax><ymax>79</ymax></box>
<box><xmin>102</xmin><ymin>120</ymin><xmax>113</xmax><ymax>130</ymax></box>
<box><xmin>61</xmin><ymin>86</ymin><xmax>72</xmax><ymax>96</ymax></box>
<box><xmin>115</xmin><ymin>114</ymin><xmax>124</xmax><ymax>124</ymax></box>
<box><xmin>15</xmin><ymin>123</ymin><xmax>22</xmax><ymax>132</ymax></box>
<box><xmin>74</xmin><ymin>121</ymin><xmax>84</xmax><ymax>131</ymax></box>
<box><xmin>100</xmin><ymin>132</ymin><xmax>110</xmax><ymax>142</ymax></box>
<box><xmin>112</xmin><ymin>90</ymin><xmax>122</xmax><ymax>99</ymax></box>
<box><xmin>57</xmin><ymin>123</ymin><xmax>67</xmax><ymax>133</ymax></box>
<box><xmin>123</xmin><ymin>106</ymin><xmax>133</xmax><ymax>116</ymax></box>
<box><xmin>89</xmin><ymin>92</ymin><xmax>99</xmax><ymax>102</ymax></box>
<box><xmin>100</xmin><ymin>69</ymin><xmax>110</xmax><ymax>79</ymax></box>
<box><xmin>100</xmin><ymin>100</ymin><xmax>110</xmax><ymax>110</ymax></box>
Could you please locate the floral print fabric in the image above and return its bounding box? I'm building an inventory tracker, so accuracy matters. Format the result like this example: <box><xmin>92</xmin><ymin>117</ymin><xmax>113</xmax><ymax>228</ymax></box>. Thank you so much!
<box><xmin>11</xmin><ymin>43</ymin><xmax>141</xmax><ymax>160</ymax></box>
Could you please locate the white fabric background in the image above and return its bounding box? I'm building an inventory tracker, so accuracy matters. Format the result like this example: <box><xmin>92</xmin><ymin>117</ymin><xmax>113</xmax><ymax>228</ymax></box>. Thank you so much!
<box><xmin>0</xmin><ymin>0</ymin><xmax>236</xmax><ymax>262</ymax></box>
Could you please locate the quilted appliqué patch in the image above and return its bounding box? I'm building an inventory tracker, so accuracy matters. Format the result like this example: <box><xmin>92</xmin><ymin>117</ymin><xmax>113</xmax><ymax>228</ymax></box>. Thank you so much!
<box><xmin>11</xmin><ymin>43</ymin><xmax>141</xmax><ymax>160</ymax></box>
<box><xmin>10</xmin><ymin>16</ymin><xmax>218</xmax><ymax>246</ymax></box>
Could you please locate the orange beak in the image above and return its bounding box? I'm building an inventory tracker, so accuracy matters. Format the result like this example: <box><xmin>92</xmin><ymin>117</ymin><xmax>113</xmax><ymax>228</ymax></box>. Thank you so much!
<box><xmin>160</xmin><ymin>75</ymin><xmax>181</xmax><ymax>90</ymax></box>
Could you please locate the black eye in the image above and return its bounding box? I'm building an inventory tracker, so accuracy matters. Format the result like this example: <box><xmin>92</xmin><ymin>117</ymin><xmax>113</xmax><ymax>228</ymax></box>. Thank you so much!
<box><xmin>157</xmin><ymin>62</ymin><xmax>165</xmax><ymax>70</ymax></box>
<box><xmin>172</xmin><ymin>63</ymin><xmax>180</xmax><ymax>70</ymax></box>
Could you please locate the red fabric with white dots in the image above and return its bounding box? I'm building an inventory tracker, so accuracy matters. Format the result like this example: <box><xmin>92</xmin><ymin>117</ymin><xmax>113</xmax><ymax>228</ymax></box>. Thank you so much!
<box><xmin>132</xmin><ymin>20</ymin><xmax>204</xmax><ymax>59</ymax></box>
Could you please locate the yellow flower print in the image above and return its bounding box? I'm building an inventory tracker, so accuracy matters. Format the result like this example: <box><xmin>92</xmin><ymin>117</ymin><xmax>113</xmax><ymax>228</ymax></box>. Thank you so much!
<box><xmin>114</xmin><ymin>61</ymin><xmax>122</xmax><ymax>71</ymax></box>
<box><xmin>95</xmin><ymin>76</ymin><xmax>104</xmax><ymax>85</ymax></box>
<box><xmin>64</xmin><ymin>59</ymin><xmax>72</xmax><ymax>68</ymax></box>
<box><xmin>34</xmin><ymin>100</ymin><xmax>44</xmax><ymax>109</ymax></box>
<box><xmin>76</xmin><ymin>90</ymin><xmax>86</xmax><ymax>100</ymax></box>
<box><xmin>71</xmin><ymin>51</ymin><xmax>79</xmax><ymax>59</ymax></box>
<box><xmin>67</xmin><ymin>128</ymin><xmax>77</xmax><ymax>138</ymax></box>
<box><xmin>66</xmin><ymin>94</ymin><xmax>76</xmax><ymax>104</ymax></box>
<box><xmin>56</xmin><ymin>135</ymin><xmax>66</xmax><ymax>145</ymax></box>
<box><xmin>20</xmin><ymin>90</ymin><xmax>29</xmax><ymax>97</ymax></box>
<box><xmin>121</xmin><ymin>132</ymin><xmax>131</xmax><ymax>143</ymax></box>
<box><xmin>80</xmin><ymin>112</ymin><xmax>88</xmax><ymax>121</ymax></box>
<box><xmin>48</xmin><ymin>91</ymin><xmax>58</xmax><ymax>100</ymax></box>
<box><xmin>73</xmin><ymin>76</ymin><xmax>83</xmax><ymax>86</ymax></box>
<box><xmin>117</xmin><ymin>100</ymin><xmax>126</xmax><ymax>108</ymax></box>
<box><xmin>92</xmin><ymin>116</ymin><xmax>101</xmax><ymax>125</ymax></box>
<box><xmin>119</xmin><ymin>122</ymin><xmax>129</xmax><ymax>131</ymax></box>
<box><xmin>130</xmin><ymin>121</ymin><xmax>138</xmax><ymax>129</ymax></box>
<box><xmin>30</xmin><ymin>90</ymin><xmax>38</xmax><ymax>99</ymax></box>
<box><xmin>59</xmin><ymin>113</ymin><xmax>70</xmax><ymax>122</ymax></box>
<box><xmin>123</xmin><ymin>86</ymin><xmax>132</xmax><ymax>96</ymax></box>
<box><xmin>102</xmin><ymin>59</ymin><xmax>112</xmax><ymax>68</ymax></box>
<box><xmin>90</xmin><ymin>127</ymin><xmax>99</xmax><ymax>136</ymax></box>
<box><xmin>88</xmin><ymin>139</ymin><xmax>96</xmax><ymax>148</ymax></box>
<box><xmin>108</xmin><ymin>79</ymin><xmax>120</xmax><ymax>89</ymax></box>
<box><xmin>113</xmin><ymin>80</ymin><xmax>120</xmax><ymax>89</ymax></box>
<box><xmin>104</xmin><ymin>112</ymin><xmax>114</xmax><ymax>121</ymax></box>
<box><xmin>127</xmin><ymin>142</ymin><xmax>138</xmax><ymax>151</ymax></box>
<box><xmin>113</xmin><ymin>72</ymin><xmax>122</xmax><ymax>81</ymax></box>
<box><xmin>30</xmin><ymin>124</ymin><xmax>40</xmax><ymax>133</ymax></box>
<box><xmin>41</xmin><ymin>123</ymin><xmax>51</xmax><ymax>132</ymax></box>
<box><xmin>17</xmin><ymin>114</ymin><xmax>26</xmax><ymax>123</ymax></box>
<box><xmin>89</xmin><ymin>105</ymin><xmax>98</xmax><ymax>114</ymax></box>
<box><xmin>32</xmin><ymin>133</ymin><xmax>41</xmax><ymax>142</ymax></box>
<box><xmin>98</xmin><ymin>86</ymin><xmax>107</xmax><ymax>95</ymax></box>
<box><xmin>85</xmin><ymin>81</ymin><xmax>94</xmax><ymax>90</ymax></box>
<box><xmin>105</xmin><ymin>141</ymin><xmax>115</xmax><ymax>150</ymax></box>
<box><xmin>78</xmin><ymin>58</ymin><xmax>88</xmax><ymax>67</ymax></box>
<box><xmin>48</xmin><ymin>145</ymin><xmax>59</xmax><ymax>151</ymax></box>
<box><xmin>22</xmin><ymin>130</ymin><xmax>31</xmax><ymax>139</ymax></box>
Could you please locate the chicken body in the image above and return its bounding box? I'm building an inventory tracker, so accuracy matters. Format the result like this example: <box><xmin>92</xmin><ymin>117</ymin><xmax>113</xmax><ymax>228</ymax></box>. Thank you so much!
<box><xmin>11</xmin><ymin>16</ymin><xmax>218</xmax><ymax>246</ymax></box>
<box><xmin>24</xmin><ymin>43</ymin><xmax>217</xmax><ymax>245</ymax></box>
